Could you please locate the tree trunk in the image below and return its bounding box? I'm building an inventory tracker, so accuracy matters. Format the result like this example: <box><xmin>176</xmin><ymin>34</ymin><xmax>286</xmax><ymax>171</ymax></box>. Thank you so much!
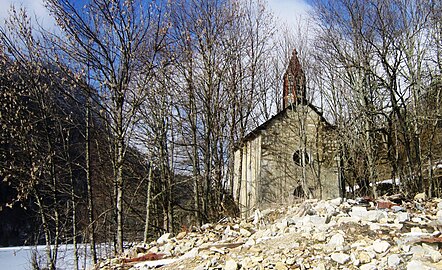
<box><xmin>144</xmin><ymin>162</ymin><xmax>153</xmax><ymax>243</ymax></box>
<box><xmin>85</xmin><ymin>94</ymin><xmax>97</xmax><ymax>264</ymax></box>
<box><xmin>116</xmin><ymin>97</ymin><xmax>125</xmax><ymax>254</ymax></box>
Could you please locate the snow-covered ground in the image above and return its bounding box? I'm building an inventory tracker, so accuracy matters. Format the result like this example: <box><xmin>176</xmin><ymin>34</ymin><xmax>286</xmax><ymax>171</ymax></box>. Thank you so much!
<box><xmin>0</xmin><ymin>244</ymin><xmax>93</xmax><ymax>270</ymax></box>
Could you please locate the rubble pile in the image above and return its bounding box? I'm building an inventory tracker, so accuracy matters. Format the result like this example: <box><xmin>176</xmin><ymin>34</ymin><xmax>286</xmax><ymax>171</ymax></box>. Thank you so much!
<box><xmin>97</xmin><ymin>195</ymin><xmax>442</xmax><ymax>270</ymax></box>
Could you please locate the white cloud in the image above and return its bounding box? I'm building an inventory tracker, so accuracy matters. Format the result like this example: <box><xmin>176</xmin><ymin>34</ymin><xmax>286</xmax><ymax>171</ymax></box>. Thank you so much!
<box><xmin>0</xmin><ymin>0</ymin><xmax>56</xmax><ymax>30</ymax></box>
<box><xmin>267</xmin><ymin>0</ymin><xmax>313</xmax><ymax>28</ymax></box>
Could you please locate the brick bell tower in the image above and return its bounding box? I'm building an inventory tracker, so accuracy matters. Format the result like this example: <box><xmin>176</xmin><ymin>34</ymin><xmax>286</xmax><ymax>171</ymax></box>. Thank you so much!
<box><xmin>283</xmin><ymin>49</ymin><xmax>306</xmax><ymax>108</ymax></box>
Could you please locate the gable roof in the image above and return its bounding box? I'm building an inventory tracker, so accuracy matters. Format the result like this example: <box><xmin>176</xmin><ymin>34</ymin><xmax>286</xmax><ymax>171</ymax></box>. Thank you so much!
<box><xmin>236</xmin><ymin>101</ymin><xmax>334</xmax><ymax>149</ymax></box>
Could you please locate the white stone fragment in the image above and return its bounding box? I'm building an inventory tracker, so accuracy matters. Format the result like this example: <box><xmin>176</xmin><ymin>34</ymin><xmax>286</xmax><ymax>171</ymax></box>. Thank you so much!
<box><xmin>369</xmin><ymin>223</ymin><xmax>381</xmax><ymax>231</ymax></box>
<box><xmin>224</xmin><ymin>258</ymin><xmax>238</xmax><ymax>270</ymax></box>
<box><xmin>422</xmin><ymin>244</ymin><xmax>442</xmax><ymax>262</ymax></box>
<box><xmin>396</xmin><ymin>212</ymin><xmax>410</xmax><ymax>223</ymax></box>
<box><xmin>388</xmin><ymin>254</ymin><xmax>401</xmax><ymax>267</ymax></box>
<box><xmin>201</xmin><ymin>223</ymin><xmax>211</xmax><ymax>230</ymax></box>
<box><xmin>329</xmin><ymin>197</ymin><xmax>343</xmax><ymax>206</ymax></box>
<box><xmin>331</xmin><ymin>253</ymin><xmax>350</xmax><ymax>264</ymax></box>
<box><xmin>240</xmin><ymin>228</ymin><xmax>252</xmax><ymax>237</ymax></box>
<box><xmin>244</xmin><ymin>237</ymin><xmax>255</xmax><ymax>248</ymax></box>
<box><xmin>312</xmin><ymin>263</ymin><xmax>326</xmax><ymax>270</ymax></box>
<box><xmin>328</xmin><ymin>233</ymin><xmax>345</xmax><ymax>247</ymax></box>
<box><xmin>253</xmin><ymin>209</ymin><xmax>263</xmax><ymax>225</ymax></box>
<box><xmin>157</xmin><ymin>233</ymin><xmax>171</xmax><ymax>245</ymax></box>
<box><xmin>359</xmin><ymin>263</ymin><xmax>377</xmax><ymax>270</ymax></box>
<box><xmin>276</xmin><ymin>219</ymin><xmax>288</xmax><ymax>231</ymax></box>
<box><xmin>406</xmin><ymin>260</ymin><xmax>435</xmax><ymax>270</ymax></box>
<box><xmin>372</xmin><ymin>239</ymin><xmax>390</xmax><ymax>253</ymax></box>
<box><xmin>367</xmin><ymin>210</ymin><xmax>388</xmax><ymax>222</ymax></box>
<box><xmin>410</xmin><ymin>245</ymin><xmax>426</xmax><ymax>259</ymax></box>
<box><xmin>414</xmin><ymin>192</ymin><xmax>426</xmax><ymax>201</ymax></box>
<box><xmin>350</xmin><ymin>206</ymin><xmax>368</xmax><ymax>219</ymax></box>
<box><xmin>133</xmin><ymin>258</ymin><xmax>178</xmax><ymax>268</ymax></box>
<box><xmin>437</xmin><ymin>210</ymin><xmax>442</xmax><ymax>221</ymax></box>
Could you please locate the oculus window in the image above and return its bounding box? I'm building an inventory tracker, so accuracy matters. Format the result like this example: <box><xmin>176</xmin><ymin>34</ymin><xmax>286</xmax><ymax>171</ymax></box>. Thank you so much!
<box><xmin>293</xmin><ymin>149</ymin><xmax>311</xmax><ymax>166</ymax></box>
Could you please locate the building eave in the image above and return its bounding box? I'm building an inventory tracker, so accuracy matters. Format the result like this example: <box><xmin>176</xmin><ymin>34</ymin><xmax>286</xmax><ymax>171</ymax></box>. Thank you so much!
<box><xmin>234</xmin><ymin>101</ymin><xmax>335</xmax><ymax>151</ymax></box>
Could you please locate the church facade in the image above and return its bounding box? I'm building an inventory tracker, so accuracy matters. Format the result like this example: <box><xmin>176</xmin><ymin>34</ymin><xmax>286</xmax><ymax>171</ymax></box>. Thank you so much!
<box><xmin>233</xmin><ymin>50</ymin><xmax>342</xmax><ymax>217</ymax></box>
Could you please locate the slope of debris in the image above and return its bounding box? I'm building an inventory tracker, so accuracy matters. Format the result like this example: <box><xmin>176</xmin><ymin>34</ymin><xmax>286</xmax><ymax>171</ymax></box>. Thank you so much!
<box><xmin>97</xmin><ymin>194</ymin><xmax>442</xmax><ymax>270</ymax></box>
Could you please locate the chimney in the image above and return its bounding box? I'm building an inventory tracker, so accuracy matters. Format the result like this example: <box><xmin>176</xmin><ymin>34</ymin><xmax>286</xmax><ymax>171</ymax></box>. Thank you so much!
<box><xmin>283</xmin><ymin>49</ymin><xmax>306</xmax><ymax>109</ymax></box>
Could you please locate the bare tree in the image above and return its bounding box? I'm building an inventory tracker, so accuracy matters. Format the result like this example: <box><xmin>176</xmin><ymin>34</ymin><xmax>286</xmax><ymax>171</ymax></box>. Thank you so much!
<box><xmin>45</xmin><ymin>0</ymin><xmax>169</xmax><ymax>253</ymax></box>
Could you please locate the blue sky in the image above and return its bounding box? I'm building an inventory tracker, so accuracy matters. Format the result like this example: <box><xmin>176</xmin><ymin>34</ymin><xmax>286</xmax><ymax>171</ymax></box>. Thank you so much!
<box><xmin>0</xmin><ymin>0</ymin><xmax>312</xmax><ymax>29</ymax></box>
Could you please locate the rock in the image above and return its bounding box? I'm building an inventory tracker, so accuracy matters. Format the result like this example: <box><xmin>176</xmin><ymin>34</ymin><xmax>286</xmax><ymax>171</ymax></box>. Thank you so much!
<box><xmin>359</xmin><ymin>263</ymin><xmax>377</xmax><ymax>270</ymax></box>
<box><xmin>350</xmin><ymin>252</ymin><xmax>359</xmax><ymax>266</ymax></box>
<box><xmin>411</xmin><ymin>227</ymin><xmax>423</xmax><ymax>233</ymax></box>
<box><xmin>224</xmin><ymin>226</ymin><xmax>232</xmax><ymax>235</ymax></box>
<box><xmin>328</xmin><ymin>233</ymin><xmax>345</xmax><ymax>250</ymax></box>
<box><xmin>132</xmin><ymin>258</ymin><xmax>178</xmax><ymax>268</ymax></box>
<box><xmin>240</xmin><ymin>257</ymin><xmax>254</xmax><ymax>269</ymax></box>
<box><xmin>402</xmin><ymin>245</ymin><xmax>411</xmax><ymax>252</ymax></box>
<box><xmin>358</xmin><ymin>251</ymin><xmax>372</xmax><ymax>264</ymax></box>
<box><xmin>210</xmin><ymin>246</ymin><xmax>225</xmax><ymax>254</ymax></box>
<box><xmin>309</xmin><ymin>216</ymin><xmax>328</xmax><ymax>226</ymax></box>
<box><xmin>422</xmin><ymin>244</ymin><xmax>442</xmax><ymax>262</ymax></box>
<box><xmin>274</xmin><ymin>261</ymin><xmax>287</xmax><ymax>270</ymax></box>
<box><xmin>388</xmin><ymin>254</ymin><xmax>401</xmax><ymax>267</ymax></box>
<box><xmin>224</xmin><ymin>258</ymin><xmax>238</xmax><ymax>270</ymax></box>
<box><xmin>407</xmin><ymin>260</ymin><xmax>434</xmax><ymax>270</ymax></box>
<box><xmin>329</xmin><ymin>197</ymin><xmax>343</xmax><ymax>206</ymax></box>
<box><xmin>369</xmin><ymin>223</ymin><xmax>381</xmax><ymax>231</ymax></box>
<box><xmin>337</xmin><ymin>216</ymin><xmax>360</xmax><ymax>224</ymax></box>
<box><xmin>313</xmin><ymin>232</ymin><xmax>326</xmax><ymax>242</ymax></box>
<box><xmin>175</xmin><ymin>231</ymin><xmax>187</xmax><ymax>240</ymax></box>
<box><xmin>350</xmin><ymin>206</ymin><xmax>368</xmax><ymax>219</ymax></box>
<box><xmin>436</xmin><ymin>210</ymin><xmax>442</xmax><ymax>221</ymax></box>
<box><xmin>251</xmin><ymin>255</ymin><xmax>264</xmax><ymax>263</ymax></box>
<box><xmin>110</xmin><ymin>258</ymin><xmax>120</xmax><ymax>264</ymax></box>
<box><xmin>180</xmin><ymin>247</ymin><xmax>198</xmax><ymax>260</ymax></box>
<box><xmin>201</xmin><ymin>223</ymin><xmax>212</xmax><ymax>230</ymax></box>
<box><xmin>286</xmin><ymin>257</ymin><xmax>295</xmax><ymax>265</ymax></box>
<box><xmin>243</xmin><ymin>237</ymin><xmax>255</xmax><ymax>248</ymax></box>
<box><xmin>391</xmin><ymin>205</ymin><xmax>405</xmax><ymax>212</ymax></box>
<box><xmin>414</xmin><ymin>192</ymin><xmax>426</xmax><ymax>201</ymax></box>
<box><xmin>162</xmin><ymin>242</ymin><xmax>174</xmax><ymax>255</ymax></box>
<box><xmin>276</xmin><ymin>219</ymin><xmax>288</xmax><ymax>231</ymax></box>
<box><xmin>240</xmin><ymin>228</ymin><xmax>252</xmax><ymax>237</ymax></box>
<box><xmin>157</xmin><ymin>232</ymin><xmax>171</xmax><ymax>245</ymax></box>
<box><xmin>96</xmin><ymin>196</ymin><xmax>442</xmax><ymax>270</ymax></box>
<box><xmin>372</xmin><ymin>239</ymin><xmax>390</xmax><ymax>253</ymax></box>
<box><xmin>312</xmin><ymin>263</ymin><xmax>326</xmax><ymax>270</ymax></box>
<box><xmin>253</xmin><ymin>209</ymin><xmax>263</xmax><ymax>225</ymax></box>
<box><xmin>412</xmin><ymin>217</ymin><xmax>423</xmax><ymax>223</ymax></box>
<box><xmin>396</xmin><ymin>212</ymin><xmax>410</xmax><ymax>223</ymax></box>
<box><xmin>149</xmin><ymin>246</ymin><xmax>159</xmax><ymax>253</ymax></box>
<box><xmin>331</xmin><ymin>252</ymin><xmax>350</xmax><ymax>264</ymax></box>
<box><xmin>410</xmin><ymin>245</ymin><xmax>426</xmax><ymax>259</ymax></box>
<box><xmin>194</xmin><ymin>264</ymin><xmax>205</xmax><ymax>270</ymax></box>
<box><xmin>367</xmin><ymin>210</ymin><xmax>388</xmax><ymax>222</ymax></box>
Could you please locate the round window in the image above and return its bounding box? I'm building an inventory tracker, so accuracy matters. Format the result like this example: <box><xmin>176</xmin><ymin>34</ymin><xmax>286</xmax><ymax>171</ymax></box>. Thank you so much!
<box><xmin>293</xmin><ymin>150</ymin><xmax>310</xmax><ymax>166</ymax></box>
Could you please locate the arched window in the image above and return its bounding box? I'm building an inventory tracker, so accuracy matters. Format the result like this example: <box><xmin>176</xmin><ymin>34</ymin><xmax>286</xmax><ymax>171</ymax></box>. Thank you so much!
<box><xmin>293</xmin><ymin>149</ymin><xmax>311</xmax><ymax>166</ymax></box>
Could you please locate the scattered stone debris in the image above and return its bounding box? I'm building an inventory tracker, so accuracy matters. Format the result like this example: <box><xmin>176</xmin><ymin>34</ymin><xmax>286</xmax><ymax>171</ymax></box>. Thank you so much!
<box><xmin>96</xmin><ymin>196</ymin><xmax>442</xmax><ymax>270</ymax></box>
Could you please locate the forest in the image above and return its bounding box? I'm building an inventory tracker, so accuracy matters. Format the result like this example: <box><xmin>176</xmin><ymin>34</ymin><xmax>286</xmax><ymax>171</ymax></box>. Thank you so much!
<box><xmin>0</xmin><ymin>0</ymin><xmax>441</xmax><ymax>269</ymax></box>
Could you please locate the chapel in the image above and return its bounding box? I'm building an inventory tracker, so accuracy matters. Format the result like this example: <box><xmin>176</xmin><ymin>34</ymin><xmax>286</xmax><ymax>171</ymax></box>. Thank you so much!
<box><xmin>233</xmin><ymin>50</ymin><xmax>342</xmax><ymax>217</ymax></box>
